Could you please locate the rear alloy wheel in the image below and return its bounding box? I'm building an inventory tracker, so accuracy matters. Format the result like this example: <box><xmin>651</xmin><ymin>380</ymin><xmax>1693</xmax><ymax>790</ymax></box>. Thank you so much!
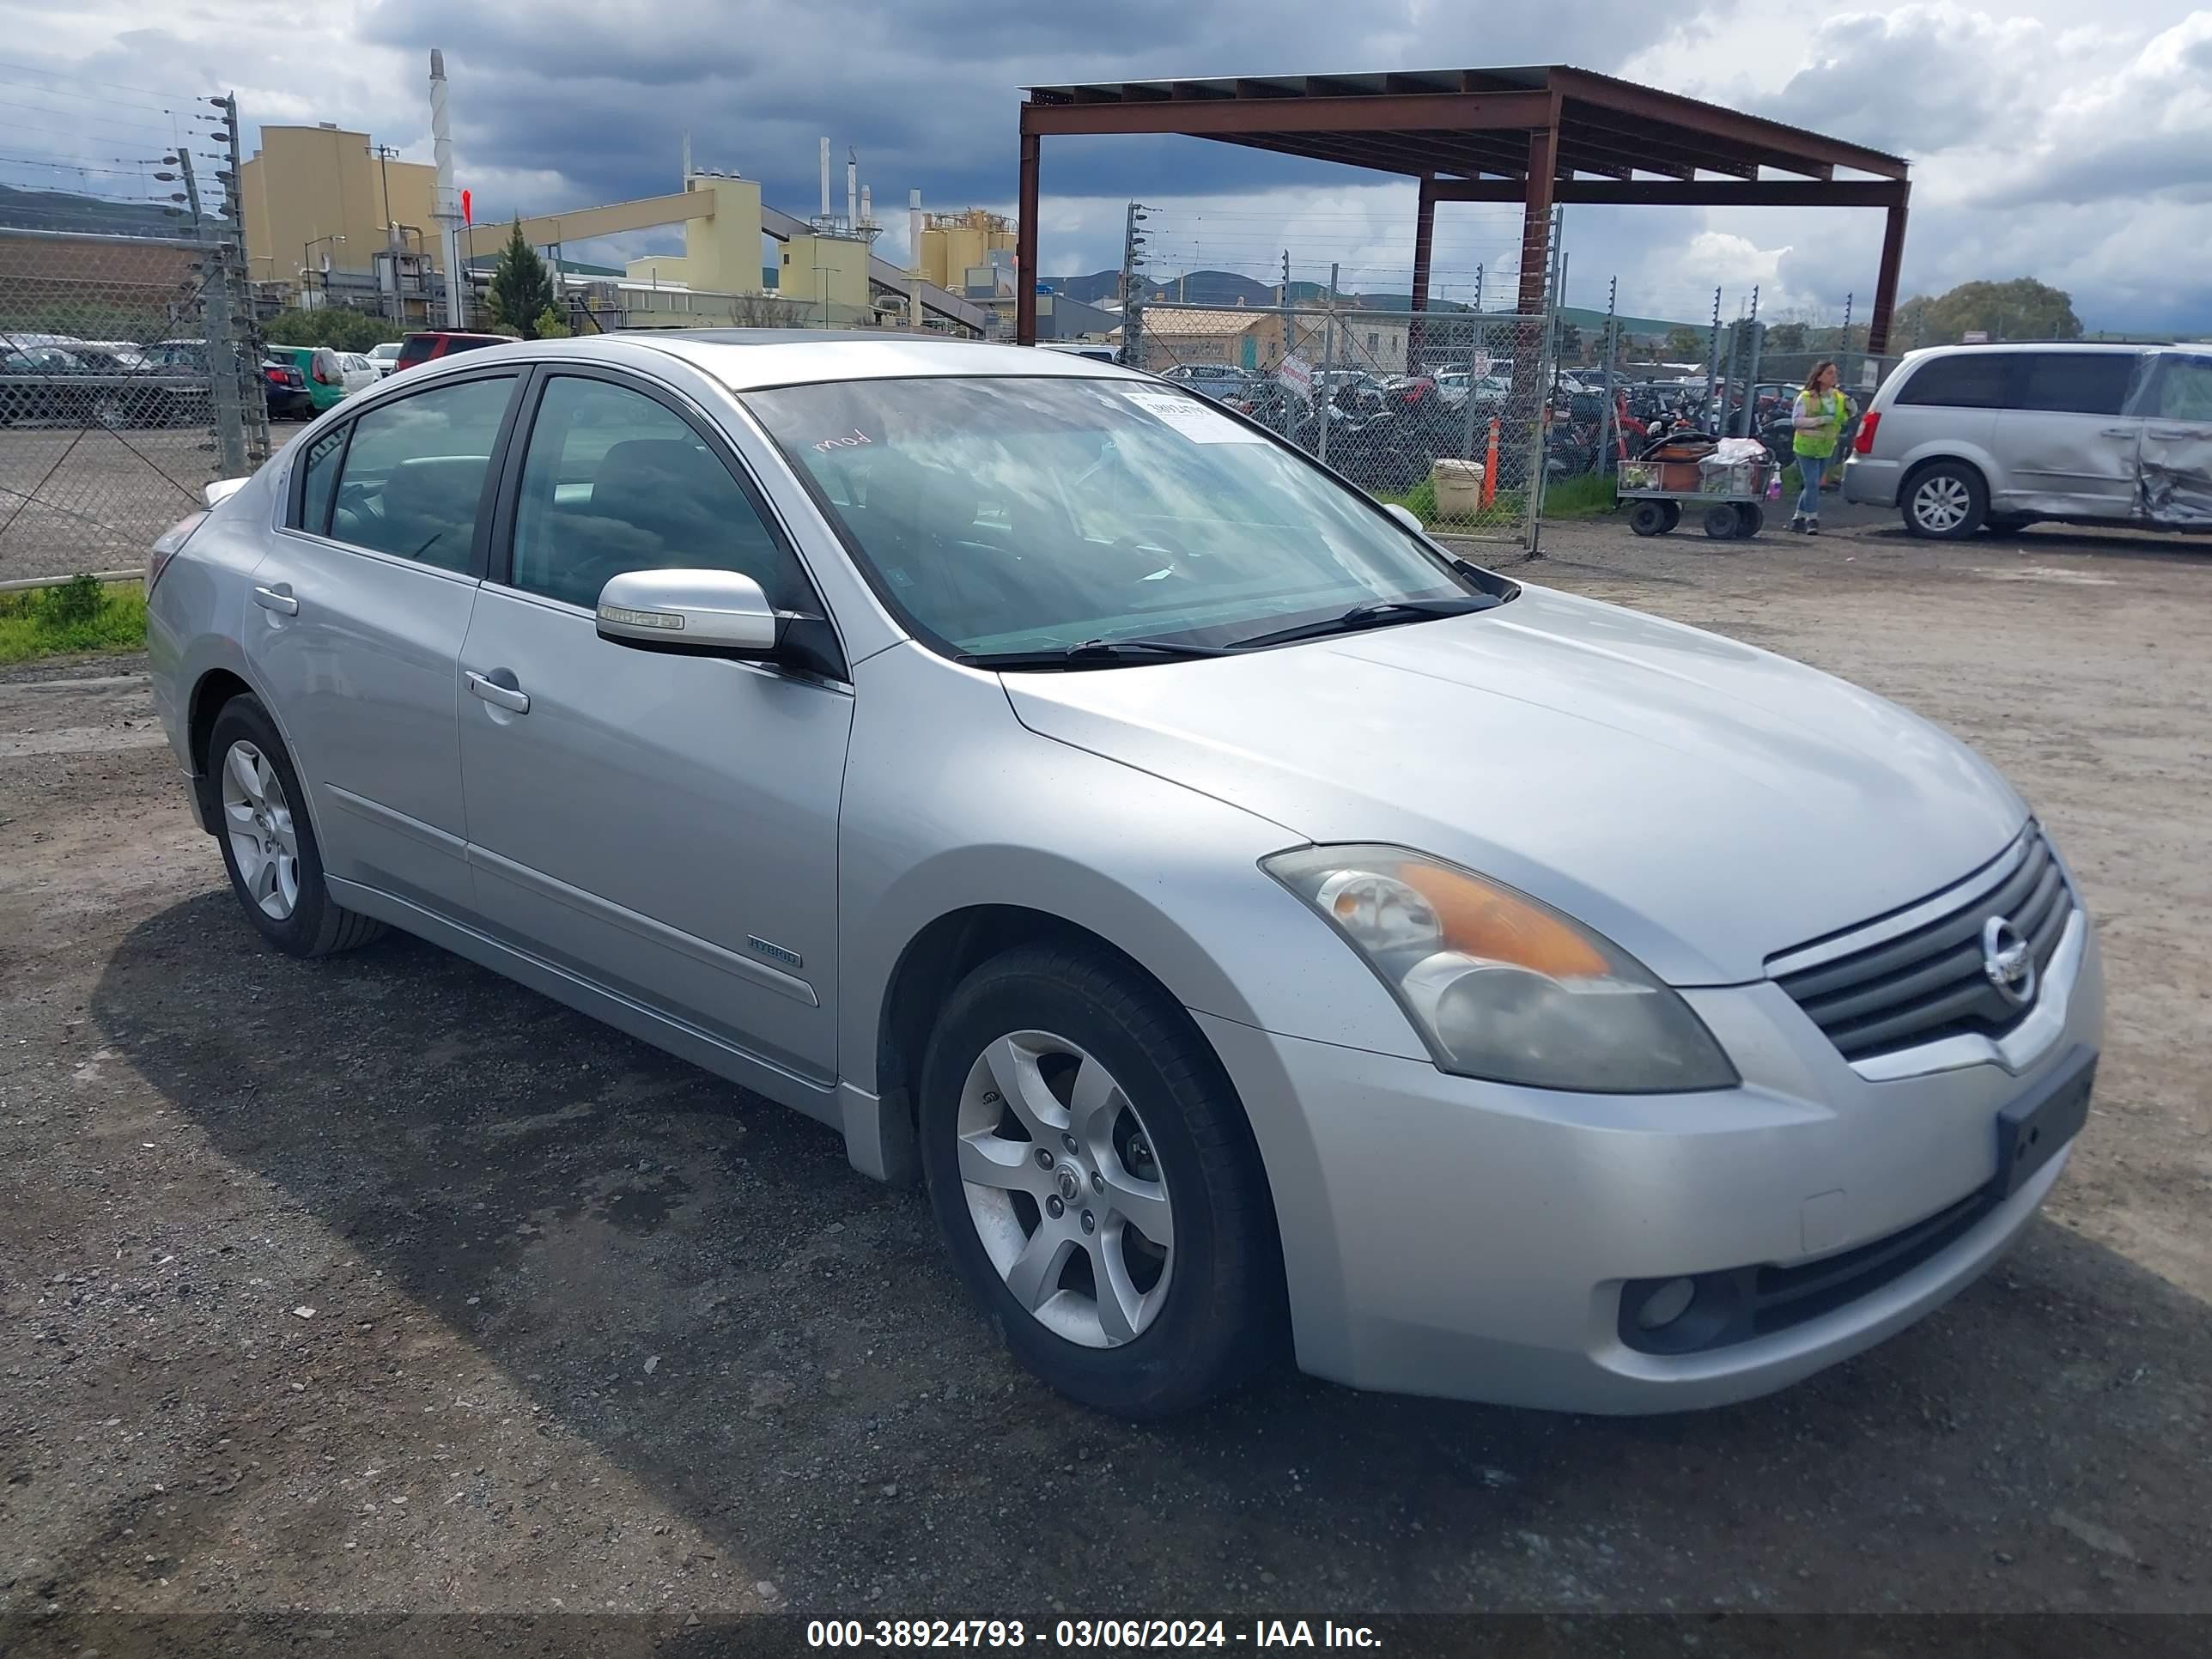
<box><xmin>920</xmin><ymin>943</ymin><xmax>1284</xmax><ymax>1418</ymax></box>
<box><xmin>206</xmin><ymin>695</ymin><xmax>386</xmax><ymax>958</ymax></box>
<box><xmin>1904</xmin><ymin>463</ymin><xmax>1987</xmax><ymax>539</ymax></box>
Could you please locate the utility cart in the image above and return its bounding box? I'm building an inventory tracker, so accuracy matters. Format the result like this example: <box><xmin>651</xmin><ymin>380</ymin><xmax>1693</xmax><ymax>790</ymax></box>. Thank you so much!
<box><xmin>1617</xmin><ymin>450</ymin><xmax>1775</xmax><ymax>540</ymax></box>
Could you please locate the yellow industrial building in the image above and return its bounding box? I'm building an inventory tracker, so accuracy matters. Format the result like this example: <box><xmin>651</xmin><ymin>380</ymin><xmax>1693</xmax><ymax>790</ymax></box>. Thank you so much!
<box><xmin>242</xmin><ymin>126</ymin><xmax>988</xmax><ymax>333</ymax></box>
<box><xmin>240</xmin><ymin>124</ymin><xmax>441</xmax><ymax>287</ymax></box>
<box><xmin>916</xmin><ymin>210</ymin><xmax>1018</xmax><ymax>295</ymax></box>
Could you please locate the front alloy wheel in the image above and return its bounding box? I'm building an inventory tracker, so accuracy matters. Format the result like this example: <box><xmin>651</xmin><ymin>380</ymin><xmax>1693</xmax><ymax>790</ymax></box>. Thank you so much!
<box><xmin>919</xmin><ymin>942</ymin><xmax>1285</xmax><ymax>1418</ymax></box>
<box><xmin>956</xmin><ymin>1030</ymin><xmax>1174</xmax><ymax>1348</ymax></box>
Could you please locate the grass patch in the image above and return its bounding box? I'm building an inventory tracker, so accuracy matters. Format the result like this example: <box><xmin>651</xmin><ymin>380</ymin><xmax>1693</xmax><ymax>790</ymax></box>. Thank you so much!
<box><xmin>0</xmin><ymin>575</ymin><xmax>149</xmax><ymax>665</ymax></box>
<box><xmin>1539</xmin><ymin>472</ymin><xmax>1619</xmax><ymax>520</ymax></box>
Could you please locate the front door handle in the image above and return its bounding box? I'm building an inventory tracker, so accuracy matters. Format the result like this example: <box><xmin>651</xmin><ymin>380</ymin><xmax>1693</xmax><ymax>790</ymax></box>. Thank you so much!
<box><xmin>465</xmin><ymin>669</ymin><xmax>530</xmax><ymax>714</ymax></box>
<box><xmin>2148</xmin><ymin>427</ymin><xmax>2200</xmax><ymax>441</ymax></box>
<box><xmin>252</xmin><ymin>582</ymin><xmax>297</xmax><ymax>616</ymax></box>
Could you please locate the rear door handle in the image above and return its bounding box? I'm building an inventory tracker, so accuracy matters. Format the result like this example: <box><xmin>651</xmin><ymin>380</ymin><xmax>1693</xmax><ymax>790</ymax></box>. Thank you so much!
<box><xmin>252</xmin><ymin>582</ymin><xmax>297</xmax><ymax>615</ymax></box>
<box><xmin>465</xmin><ymin>670</ymin><xmax>530</xmax><ymax>714</ymax></box>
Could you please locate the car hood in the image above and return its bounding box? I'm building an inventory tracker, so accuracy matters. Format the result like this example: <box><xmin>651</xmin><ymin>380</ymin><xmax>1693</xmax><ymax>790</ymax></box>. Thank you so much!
<box><xmin>1002</xmin><ymin>584</ymin><xmax>2027</xmax><ymax>985</ymax></box>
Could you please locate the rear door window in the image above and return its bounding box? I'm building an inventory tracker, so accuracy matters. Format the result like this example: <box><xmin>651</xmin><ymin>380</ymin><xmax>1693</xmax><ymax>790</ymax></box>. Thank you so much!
<box><xmin>2148</xmin><ymin>355</ymin><xmax>2212</xmax><ymax>421</ymax></box>
<box><xmin>297</xmin><ymin>423</ymin><xmax>349</xmax><ymax>536</ymax></box>
<box><xmin>329</xmin><ymin>375</ymin><xmax>517</xmax><ymax>571</ymax></box>
<box><xmin>2014</xmin><ymin>353</ymin><xmax>2141</xmax><ymax>416</ymax></box>
<box><xmin>1896</xmin><ymin>354</ymin><xmax>2014</xmax><ymax>410</ymax></box>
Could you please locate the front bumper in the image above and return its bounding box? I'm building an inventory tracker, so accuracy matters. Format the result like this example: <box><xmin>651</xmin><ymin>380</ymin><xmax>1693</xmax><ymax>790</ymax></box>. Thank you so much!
<box><xmin>1198</xmin><ymin>915</ymin><xmax>2103</xmax><ymax>1413</ymax></box>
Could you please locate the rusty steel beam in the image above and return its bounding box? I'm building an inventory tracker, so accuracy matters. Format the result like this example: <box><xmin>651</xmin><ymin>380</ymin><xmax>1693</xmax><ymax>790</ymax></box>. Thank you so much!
<box><xmin>1015</xmin><ymin>129</ymin><xmax>1039</xmax><ymax>346</ymax></box>
<box><xmin>1019</xmin><ymin>88</ymin><xmax>1556</xmax><ymax>139</ymax></box>
<box><xmin>1551</xmin><ymin>68</ymin><xmax>1907</xmax><ymax>179</ymax></box>
<box><xmin>1516</xmin><ymin>125</ymin><xmax>1558</xmax><ymax>316</ymax></box>
<box><xmin>1409</xmin><ymin>174</ymin><xmax>1436</xmax><ymax>374</ymax></box>
<box><xmin>1867</xmin><ymin>194</ymin><xmax>1911</xmax><ymax>356</ymax></box>
<box><xmin>1431</xmin><ymin>178</ymin><xmax>1911</xmax><ymax>207</ymax></box>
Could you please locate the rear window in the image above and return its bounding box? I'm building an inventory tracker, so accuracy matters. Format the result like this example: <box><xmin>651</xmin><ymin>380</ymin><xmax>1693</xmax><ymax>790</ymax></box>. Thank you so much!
<box><xmin>394</xmin><ymin>335</ymin><xmax>437</xmax><ymax>369</ymax></box>
<box><xmin>1895</xmin><ymin>353</ymin><xmax>2013</xmax><ymax>410</ymax></box>
<box><xmin>2014</xmin><ymin>352</ymin><xmax>2142</xmax><ymax>416</ymax></box>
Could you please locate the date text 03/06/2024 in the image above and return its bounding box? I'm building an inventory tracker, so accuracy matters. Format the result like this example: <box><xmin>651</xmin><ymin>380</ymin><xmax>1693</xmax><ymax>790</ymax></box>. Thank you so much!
<box><xmin>805</xmin><ymin>1620</ymin><xmax>1383</xmax><ymax>1649</ymax></box>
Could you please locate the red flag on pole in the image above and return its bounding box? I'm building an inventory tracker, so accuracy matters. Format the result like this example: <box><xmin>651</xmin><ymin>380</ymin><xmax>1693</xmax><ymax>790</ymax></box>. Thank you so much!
<box><xmin>460</xmin><ymin>189</ymin><xmax>472</xmax><ymax>226</ymax></box>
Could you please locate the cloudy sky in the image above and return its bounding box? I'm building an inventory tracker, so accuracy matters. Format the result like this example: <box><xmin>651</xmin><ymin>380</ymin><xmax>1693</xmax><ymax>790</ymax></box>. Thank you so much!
<box><xmin>3</xmin><ymin>1</ymin><xmax>2208</xmax><ymax>332</ymax></box>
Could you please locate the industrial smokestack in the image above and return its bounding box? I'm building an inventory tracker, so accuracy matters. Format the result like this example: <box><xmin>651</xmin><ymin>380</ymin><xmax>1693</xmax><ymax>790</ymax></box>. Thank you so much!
<box><xmin>908</xmin><ymin>188</ymin><xmax>924</xmax><ymax>328</ymax></box>
<box><xmin>846</xmin><ymin>149</ymin><xmax>858</xmax><ymax>233</ymax></box>
<box><xmin>428</xmin><ymin>49</ymin><xmax>463</xmax><ymax>325</ymax></box>
<box><xmin>860</xmin><ymin>185</ymin><xmax>872</xmax><ymax>228</ymax></box>
<box><xmin>818</xmin><ymin>137</ymin><xmax>830</xmax><ymax>220</ymax></box>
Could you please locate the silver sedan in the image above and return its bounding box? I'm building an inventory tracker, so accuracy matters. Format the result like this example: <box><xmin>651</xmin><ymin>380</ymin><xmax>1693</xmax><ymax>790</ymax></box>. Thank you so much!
<box><xmin>144</xmin><ymin>332</ymin><xmax>2102</xmax><ymax>1419</ymax></box>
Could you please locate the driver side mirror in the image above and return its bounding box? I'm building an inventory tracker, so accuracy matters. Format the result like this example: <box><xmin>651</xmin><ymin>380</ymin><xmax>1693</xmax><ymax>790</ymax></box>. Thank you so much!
<box><xmin>595</xmin><ymin>568</ymin><xmax>782</xmax><ymax>659</ymax></box>
<box><xmin>1382</xmin><ymin>502</ymin><xmax>1426</xmax><ymax>538</ymax></box>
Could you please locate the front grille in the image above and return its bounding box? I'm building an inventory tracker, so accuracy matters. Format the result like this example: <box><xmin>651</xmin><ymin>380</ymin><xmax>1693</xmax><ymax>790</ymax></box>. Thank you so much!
<box><xmin>1775</xmin><ymin>830</ymin><xmax>2073</xmax><ymax>1062</ymax></box>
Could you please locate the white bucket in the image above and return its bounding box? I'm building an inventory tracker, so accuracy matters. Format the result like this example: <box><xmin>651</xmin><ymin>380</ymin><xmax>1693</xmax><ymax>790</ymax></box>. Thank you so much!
<box><xmin>1431</xmin><ymin>458</ymin><xmax>1485</xmax><ymax>519</ymax></box>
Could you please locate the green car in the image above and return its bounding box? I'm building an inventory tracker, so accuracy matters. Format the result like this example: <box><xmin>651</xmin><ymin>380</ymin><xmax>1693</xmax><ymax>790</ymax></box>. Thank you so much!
<box><xmin>264</xmin><ymin>344</ymin><xmax>349</xmax><ymax>414</ymax></box>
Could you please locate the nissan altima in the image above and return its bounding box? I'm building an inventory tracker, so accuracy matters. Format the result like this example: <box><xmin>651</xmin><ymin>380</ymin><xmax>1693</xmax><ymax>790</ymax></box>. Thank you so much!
<box><xmin>143</xmin><ymin>333</ymin><xmax>2101</xmax><ymax>1419</ymax></box>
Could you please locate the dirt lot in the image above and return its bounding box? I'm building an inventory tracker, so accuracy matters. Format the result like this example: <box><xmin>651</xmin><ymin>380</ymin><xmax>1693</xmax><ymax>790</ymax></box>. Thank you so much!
<box><xmin>3</xmin><ymin>514</ymin><xmax>2209</xmax><ymax>1648</ymax></box>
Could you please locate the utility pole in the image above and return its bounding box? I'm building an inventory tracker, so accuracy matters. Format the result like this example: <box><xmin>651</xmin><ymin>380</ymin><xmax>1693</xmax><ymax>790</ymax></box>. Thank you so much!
<box><xmin>1318</xmin><ymin>261</ymin><xmax>1338</xmax><ymax>469</ymax></box>
<box><xmin>174</xmin><ymin>145</ymin><xmax>247</xmax><ymax>478</ymax></box>
<box><xmin>368</xmin><ymin>142</ymin><xmax>401</xmax><ymax>321</ymax></box>
<box><xmin>1118</xmin><ymin>202</ymin><xmax>1148</xmax><ymax>368</ymax></box>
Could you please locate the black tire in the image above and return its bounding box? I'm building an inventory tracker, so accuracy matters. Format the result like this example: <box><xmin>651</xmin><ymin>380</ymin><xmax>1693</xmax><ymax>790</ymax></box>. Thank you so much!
<box><xmin>1657</xmin><ymin>500</ymin><xmax>1681</xmax><ymax>532</ymax></box>
<box><xmin>918</xmin><ymin>941</ymin><xmax>1285</xmax><ymax>1419</ymax></box>
<box><xmin>1628</xmin><ymin>500</ymin><xmax>1670</xmax><ymax>537</ymax></box>
<box><xmin>1703</xmin><ymin>503</ymin><xmax>1741</xmax><ymax>540</ymax></box>
<box><xmin>1735</xmin><ymin>501</ymin><xmax>1765</xmax><ymax>538</ymax></box>
<box><xmin>1901</xmin><ymin>461</ymin><xmax>1988</xmax><ymax>539</ymax></box>
<box><xmin>205</xmin><ymin>694</ymin><xmax>386</xmax><ymax>958</ymax></box>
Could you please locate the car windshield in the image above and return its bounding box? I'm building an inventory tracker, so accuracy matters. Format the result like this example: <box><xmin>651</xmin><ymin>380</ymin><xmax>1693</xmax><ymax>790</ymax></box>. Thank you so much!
<box><xmin>747</xmin><ymin>374</ymin><xmax>1493</xmax><ymax>660</ymax></box>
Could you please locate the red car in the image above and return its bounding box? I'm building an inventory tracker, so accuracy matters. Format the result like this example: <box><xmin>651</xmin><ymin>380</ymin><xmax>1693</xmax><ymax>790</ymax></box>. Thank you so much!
<box><xmin>391</xmin><ymin>330</ymin><xmax>509</xmax><ymax>373</ymax></box>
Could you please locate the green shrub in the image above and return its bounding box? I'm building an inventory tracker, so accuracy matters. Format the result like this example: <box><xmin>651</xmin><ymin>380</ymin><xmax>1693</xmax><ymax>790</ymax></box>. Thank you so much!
<box><xmin>0</xmin><ymin>580</ymin><xmax>149</xmax><ymax>664</ymax></box>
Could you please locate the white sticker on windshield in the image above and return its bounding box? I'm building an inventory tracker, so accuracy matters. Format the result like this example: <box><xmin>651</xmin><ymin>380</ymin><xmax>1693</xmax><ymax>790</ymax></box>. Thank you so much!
<box><xmin>1120</xmin><ymin>387</ymin><xmax>1264</xmax><ymax>443</ymax></box>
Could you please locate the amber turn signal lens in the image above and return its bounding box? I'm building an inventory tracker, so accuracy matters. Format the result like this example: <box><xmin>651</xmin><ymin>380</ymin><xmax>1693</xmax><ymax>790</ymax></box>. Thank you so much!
<box><xmin>1394</xmin><ymin>862</ymin><xmax>1610</xmax><ymax>978</ymax></box>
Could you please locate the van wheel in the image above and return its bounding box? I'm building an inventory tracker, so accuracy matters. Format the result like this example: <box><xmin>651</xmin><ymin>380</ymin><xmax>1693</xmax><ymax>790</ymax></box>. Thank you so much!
<box><xmin>918</xmin><ymin>942</ymin><xmax>1285</xmax><ymax>1419</ymax></box>
<box><xmin>206</xmin><ymin>695</ymin><xmax>386</xmax><ymax>958</ymax></box>
<box><xmin>1903</xmin><ymin>463</ymin><xmax>1987</xmax><ymax>538</ymax></box>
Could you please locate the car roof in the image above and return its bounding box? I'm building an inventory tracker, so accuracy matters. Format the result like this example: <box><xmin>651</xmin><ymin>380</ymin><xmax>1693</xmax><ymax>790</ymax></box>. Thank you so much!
<box><xmin>578</xmin><ymin>330</ymin><xmax>1152</xmax><ymax>392</ymax></box>
<box><xmin>1903</xmin><ymin>340</ymin><xmax>2185</xmax><ymax>361</ymax></box>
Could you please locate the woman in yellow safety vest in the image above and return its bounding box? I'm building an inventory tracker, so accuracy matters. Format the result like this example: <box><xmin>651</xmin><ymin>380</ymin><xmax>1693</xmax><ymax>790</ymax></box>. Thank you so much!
<box><xmin>1789</xmin><ymin>360</ymin><xmax>1853</xmax><ymax>535</ymax></box>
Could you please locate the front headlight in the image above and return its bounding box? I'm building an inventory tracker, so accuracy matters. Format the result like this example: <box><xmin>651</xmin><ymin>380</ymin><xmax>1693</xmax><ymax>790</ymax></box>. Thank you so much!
<box><xmin>1264</xmin><ymin>845</ymin><xmax>1738</xmax><ymax>1093</ymax></box>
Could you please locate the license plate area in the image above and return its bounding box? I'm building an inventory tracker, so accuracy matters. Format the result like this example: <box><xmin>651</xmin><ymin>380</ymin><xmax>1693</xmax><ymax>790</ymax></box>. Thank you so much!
<box><xmin>1994</xmin><ymin>1045</ymin><xmax>2095</xmax><ymax>1199</ymax></box>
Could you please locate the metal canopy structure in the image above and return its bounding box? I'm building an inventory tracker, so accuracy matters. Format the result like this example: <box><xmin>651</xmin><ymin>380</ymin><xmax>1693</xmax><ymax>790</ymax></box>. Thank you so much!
<box><xmin>1016</xmin><ymin>66</ymin><xmax>1912</xmax><ymax>355</ymax></box>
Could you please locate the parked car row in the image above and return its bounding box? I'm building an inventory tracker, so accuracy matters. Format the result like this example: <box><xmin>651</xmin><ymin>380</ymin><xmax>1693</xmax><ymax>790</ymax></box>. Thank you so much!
<box><xmin>0</xmin><ymin>338</ymin><xmax>211</xmax><ymax>429</ymax></box>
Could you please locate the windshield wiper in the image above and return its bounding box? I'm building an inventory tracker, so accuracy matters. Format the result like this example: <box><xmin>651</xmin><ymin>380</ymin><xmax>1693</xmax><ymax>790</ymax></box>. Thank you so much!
<box><xmin>1228</xmin><ymin>594</ymin><xmax>1503</xmax><ymax>652</ymax></box>
<box><xmin>966</xmin><ymin>636</ymin><xmax>1236</xmax><ymax>670</ymax></box>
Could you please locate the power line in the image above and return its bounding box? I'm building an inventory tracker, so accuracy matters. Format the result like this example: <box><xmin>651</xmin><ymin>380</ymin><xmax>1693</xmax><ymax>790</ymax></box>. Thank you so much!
<box><xmin>0</xmin><ymin>73</ymin><xmax>191</xmax><ymax>117</ymax></box>
<box><xmin>0</xmin><ymin>58</ymin><xmax>202</xmax><ymax>102</ymax></box>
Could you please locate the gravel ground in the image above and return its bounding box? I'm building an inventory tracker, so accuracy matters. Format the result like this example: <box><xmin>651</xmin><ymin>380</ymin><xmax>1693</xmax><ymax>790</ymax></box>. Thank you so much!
<box><xmin>2</xmin><ymin>513</ymin><xmax>2209</xmax><ymax>1648</ymax></box>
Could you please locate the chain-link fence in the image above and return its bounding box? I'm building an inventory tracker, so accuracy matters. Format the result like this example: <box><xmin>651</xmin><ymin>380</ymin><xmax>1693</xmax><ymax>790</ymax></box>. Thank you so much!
<box><xmin>0</xmin><ymin>226</ymin><xmax>259</xmax><ymax>580</ymax></box>
<box><xmin>1123</xmin><ymin>301</ymin><xmax>1558</xmax><ymax>549</ymax></box>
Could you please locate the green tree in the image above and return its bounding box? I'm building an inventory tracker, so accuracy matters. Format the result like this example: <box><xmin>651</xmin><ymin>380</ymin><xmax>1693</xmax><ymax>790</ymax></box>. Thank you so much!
<box><xmin>531</xmin><ymin>306</ymin><xmax>572</xmax><ymax>339</ymax></box>
<box><xmin>1893</xmin><ymin>277</ymin><xmax>2081</xmax><ymax>346</ymax></box>
<box><xmin>486</xmin><ymin>218</ymin><xmax>557</xmax><ymax>338</ymax></box>
<box><xmin>1663</xmin><ymin>325</ymin><xmax>1707</xmax><ymax>362</ymax></box>
<box><xmin>262</xmin><ymin>307</ymin><xmax>402</xmax><ymax>353</ymax></box>
<box><xmin>1766</xmin><ymin>321</ymin><xmax>1809</xmax><ymax>355</ymax></box>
